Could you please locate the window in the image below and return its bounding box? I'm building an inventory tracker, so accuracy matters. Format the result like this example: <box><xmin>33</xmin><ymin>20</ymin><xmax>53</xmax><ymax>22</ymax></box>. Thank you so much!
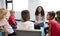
<box><xmin>7</xmin><ymin>3</ymin><xmax>12</xmax><ymax>10</ymax></box>
<box><xmin>6</xmin><ymin>0</ymin><xmax>13</xmax><ymax>10</ymax></box>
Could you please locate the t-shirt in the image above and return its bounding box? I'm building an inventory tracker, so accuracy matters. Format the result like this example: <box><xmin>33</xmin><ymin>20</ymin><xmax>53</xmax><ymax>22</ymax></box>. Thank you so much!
<box><xmin>48</xmin><ymin>20</ymin><xmax>60</xmax><ymax>36</ymax></box>
<box><xmin>20</xmin><ymin>21</ymin><xmax>34</xmax><ymax>30</ymax></box>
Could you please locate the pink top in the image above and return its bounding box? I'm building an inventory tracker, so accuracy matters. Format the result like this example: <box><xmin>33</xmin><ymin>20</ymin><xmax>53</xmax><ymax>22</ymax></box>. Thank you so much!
<box><xmin>0</xmin><ymin>18</ymin><xmax>14</xmax><ymax>34</ymax></box>
<box><xmin>48</xmin><ymin>20</ymin><xmax>60</xmax><ymax>36</ymax></box>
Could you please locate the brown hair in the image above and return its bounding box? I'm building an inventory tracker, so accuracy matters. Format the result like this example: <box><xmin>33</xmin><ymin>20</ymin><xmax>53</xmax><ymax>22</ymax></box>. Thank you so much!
<box><xmin>21</xmin><ymin>10</ymin><xmax>30</xmax><ymax>22</ymax></box>
<box><xmin>56</xmin><ymin>11</ymin><xmax>60</xmax><ymax>14</ymax></box>
<box><xmin>35</xmin><ymin>6</ymin><xmax>45</xmax><ymax>16</ymax></box>
<box><xmin>48</xmin><ymin>11</ymin><xmax>55</xmax><ymax>19</ymax></box>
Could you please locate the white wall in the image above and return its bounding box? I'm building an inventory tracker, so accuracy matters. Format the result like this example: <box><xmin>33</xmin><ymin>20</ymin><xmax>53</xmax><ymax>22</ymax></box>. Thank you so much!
<box><xmin>0</xmin><ymin>0</ymin><xmax>4</xmax><ymax>8</ymax></box>
<box><xmin>28</xmin><ymin>0</ymin><xmax>40</xmax><ymax>21</ymax></box>
<box><xmin>0</xmin><ymin>0</ymin><xmax>6</xmax><ymax>8</ymax></box>
<box><xmin>40</xmin><ymin>0</ymin><xmax>60</xmax><ymax>12</ymax></box>
<box><xmin>13</xmin><ymin>0</ymin><xmax>28</xmax><ymax>19</ymax></box>
<box><xmin>13</xmin><ymin>0</ymin><xmax>28</xmax><ymax>11</ymax></box>
<box><xmin>40</xmin><ymin>0</ymin><xmax>60</xmax><ymax>21</ymax></box>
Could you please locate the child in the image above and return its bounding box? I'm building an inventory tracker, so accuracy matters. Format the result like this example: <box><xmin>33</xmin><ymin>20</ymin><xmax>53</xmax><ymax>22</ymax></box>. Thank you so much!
<box><xmin>35</xmin><ymin>6</ymin><xmax>45</xmax><ymax>29</ymax></box>
<box><xmin>20</xmin><ymin>10</ymin><xmax>34</xmax><ymax>30</ymax></box>
<box><xmin>8</xmin><ymin>10</ymin><xmax>17</xmax><ymax>36</ymax></box>
<box><xmin>55</xmin><ymin>11</ymin><xmax>60</xmax><ymax>23</ymax></box>
<box><xmin>47</xmin><ymin>11</ymin><xmax>60</xmax><ymax>36</ymax></box>
<box><xmin>0</xmin><ymin>8</ymin><xmax>14</xmax><ymax>35</ymax></box>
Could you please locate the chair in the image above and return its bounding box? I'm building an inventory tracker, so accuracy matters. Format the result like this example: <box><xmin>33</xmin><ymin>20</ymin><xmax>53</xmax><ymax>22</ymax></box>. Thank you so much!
<box><xmin>0</xmin><ymin>32</ymin><xmax>2</xmax><ymax>36</ymax></box>
<box><xmin>16</xmin><ymin>30</ymin><xmax>41</xmax><ymax>36</ymax></box>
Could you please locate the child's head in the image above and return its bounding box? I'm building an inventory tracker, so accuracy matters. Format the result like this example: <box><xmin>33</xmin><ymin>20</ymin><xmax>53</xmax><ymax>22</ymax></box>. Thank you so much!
<box><xmin>56</xmin><ymin>11</ymin><xmax>60</xmax><ymax>19</ymax></box>
<box><xmin>0</xmin><ymin>8</ymin><xmax>7</xmax><ymax>19</ymax></box>
<box><xmin>35</xmin><ymin>6</ymin><xmax>45</xmax><ymax>16</ymax></box>
<box><xmin>37</xmin><ymin>6</ymin><xmax>42</xmax><ymax>13</ymax></box>
<box><xmin>21</xmin><ymin>10</ymin><xmax>30</xmax><ymax>22</ymax></box>
<box><xmin>10</xmin><ymin>10</ymin><xmax>15</xmax><ymax>15</ymax></box>
<box><xmin>47</xmin><ymin>11</ymin><xmax>55</xmax><ymax>20</ymax></box>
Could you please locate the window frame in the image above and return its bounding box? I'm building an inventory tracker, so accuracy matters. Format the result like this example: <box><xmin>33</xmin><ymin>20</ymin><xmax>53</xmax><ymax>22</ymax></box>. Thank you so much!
<box><xmin>6</xmin><ymin>0</ymin><xmax>13</xmax><ymax>10</ymax></box>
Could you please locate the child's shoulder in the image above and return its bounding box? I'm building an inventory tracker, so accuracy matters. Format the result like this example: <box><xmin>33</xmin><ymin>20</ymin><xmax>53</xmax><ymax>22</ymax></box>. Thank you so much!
<box><xmin>24</xmin><ymin>21</ymin><xmax>34</xmax><ymax>24</ymax></box>
<box><xmin>49</xmin><ymin>20</ymin><xmax>56</xmax><ymax>23</ymax></box>
<box><xmin>29</xmin><ymin>21</ymin><xmax>34</xmax><ymax>24</ymax></box>
<box><xmin>0</xmin><ymin>18</ymin><xmax>7</xmax><ymax>26</ymax></box>
<box><xmin>49</xmin><ymin>20</ymin><xmax>58</xmax><ymax>25</ymax></box>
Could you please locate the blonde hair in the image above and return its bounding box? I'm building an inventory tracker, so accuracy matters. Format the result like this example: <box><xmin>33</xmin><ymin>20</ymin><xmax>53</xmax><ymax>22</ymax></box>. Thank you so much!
<box><xmin>0</xmin><ymin>8</ymin><xmax>7</xmax><ymax>19</ymax></box>
<box><xmin>10</xmin><ymin>10</ymin><xmax>15</xmax><ymax>14</ymax></box>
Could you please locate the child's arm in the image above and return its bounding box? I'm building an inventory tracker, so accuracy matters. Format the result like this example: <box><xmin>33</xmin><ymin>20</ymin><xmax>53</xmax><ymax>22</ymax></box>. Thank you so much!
<box><xmin>48</xmin><ymin>24</ymin><xmax>51</xmax><ymax>36</ymax></box>
<box><xmin>4</xmin><ymin>20</ymin><xmax>14</xmax><ymax>34</ymax></box>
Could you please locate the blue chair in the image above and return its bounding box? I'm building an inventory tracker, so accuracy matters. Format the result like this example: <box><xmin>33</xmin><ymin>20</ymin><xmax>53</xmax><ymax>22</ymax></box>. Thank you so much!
<box><xmin>41</xmin><ymin>27</ymin><xmax>45</xmax><ymax>36</ymax></box>
<box><xmin>0</xmin><ymin>32</ymin><xmax>2</xmax><ymax>36</ymax></box>
<box><xmin>44</xmin><ymin>22</ymin><xmax>49</xmax><ymax>36</ymax></box>
<box><xmin>40</xmin><ymin>22</ymin><xmax>49</xmax><ymax>36</ymax></box>
<box><xmin>40</xmin><ymin>22</ymin><xmax>45</xmax><ymax>36</ymax></box>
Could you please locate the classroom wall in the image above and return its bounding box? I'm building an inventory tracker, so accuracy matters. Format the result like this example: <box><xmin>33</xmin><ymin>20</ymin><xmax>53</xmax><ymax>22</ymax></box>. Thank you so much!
<box><xmin>13</xmin><ymin>0</ymin><xmax>28</xmax><ymax>19</ymax></box>
<box><xmin>14</xmin><ymin>0</ymin><xmax>40</xmax><ymax>20</ymax></box>
<box><xmin>3</xmin><ymin>0</ymin><xmax>60</xmax><ymax>21</ymax></box>
<box><xmin>0</xmin><ymin>0</ymin><xmax>4</xmax><ymax>8</ymax></box>
<box><xmin>28</xmin><ymin>0</ymin><xmax>40</xmax><ymax>21</ymax></box>
<box><xmin>0</xmin><ymin>0</ymin><xmax>6</xmax><ymax>8</ymax></box>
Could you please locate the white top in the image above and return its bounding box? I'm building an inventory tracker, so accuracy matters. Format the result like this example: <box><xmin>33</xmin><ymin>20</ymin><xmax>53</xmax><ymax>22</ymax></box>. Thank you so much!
<box><xmin>35</xmin><ymin>14</ymin><xmax>45</xmax><ymax>24</ymax></box>
<box><xmin>19</xmin><ymin>21</ymin><xmax>34</xmax><ymax>30</ymax></box>
<box><xmin>0</xmin><ymin>18</ymin><xmax>14</xmax><ymax>34</ymax></box>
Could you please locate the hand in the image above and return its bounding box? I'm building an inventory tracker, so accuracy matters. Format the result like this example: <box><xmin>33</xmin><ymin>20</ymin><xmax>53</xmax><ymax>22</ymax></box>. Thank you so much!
<box><xmin>46</xmin><ymin>34</ymin><xmax>49</xmax><ymax>36</ymax></box>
